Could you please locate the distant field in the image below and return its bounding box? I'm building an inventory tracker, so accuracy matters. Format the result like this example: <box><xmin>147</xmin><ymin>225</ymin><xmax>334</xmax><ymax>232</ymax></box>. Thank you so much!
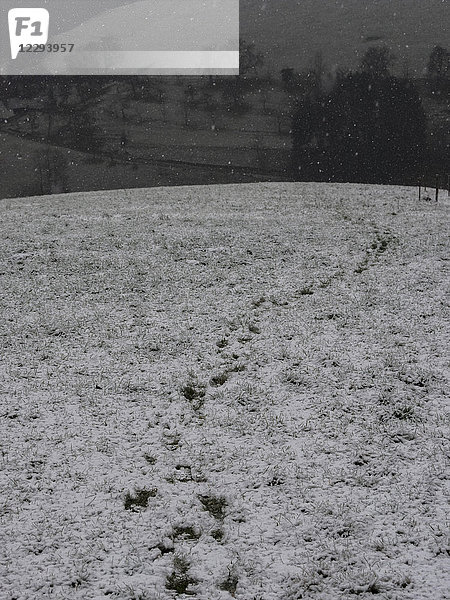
<box><xmin>1</xmin><ymin>183</ymin><xmax>449</xmax><ymax>599</ymax></box>
<box><xmin>0</xmin><ymin>80</ymin><xmax>294</xmax><ymax>198</ymax></box>
<box><xmin>0</xmin><ymin>132</ymin><xmax>281</xmax><ymax>200</ymax></box>
<box><xmin>242</xmin><ymin>0</ymin><xmax>449</xmax><ymax>76</ymax></box>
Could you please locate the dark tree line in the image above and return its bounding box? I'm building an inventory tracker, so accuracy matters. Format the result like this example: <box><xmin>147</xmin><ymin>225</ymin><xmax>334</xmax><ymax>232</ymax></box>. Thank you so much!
<box><xmin>427</xmin><ymin>45</ymin><xmax>449</xmax><ymax>93</ymax></box>
<box><xmin>292</xmin><ymin>47</ymin><xmax>429</xmax><ymax>184</ymax></box>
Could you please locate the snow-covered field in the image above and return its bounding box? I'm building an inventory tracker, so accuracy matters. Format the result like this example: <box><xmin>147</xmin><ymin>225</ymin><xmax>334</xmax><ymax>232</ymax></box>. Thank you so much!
<box><xmin>0</xmin><ymin>182</ymin><xmax>449</xmax><ymax>600</ymax></box>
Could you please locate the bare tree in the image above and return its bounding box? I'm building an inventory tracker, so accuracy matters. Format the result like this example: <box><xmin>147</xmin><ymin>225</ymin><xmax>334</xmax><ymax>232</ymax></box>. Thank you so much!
<box><xmin>34</xmin><ymin>148</ymin><xmax>68</xmax><ymax>194</ymax></box>
<box><xmin>239</xmin><ymin>39</ymin><xmax>264</xmax><ymax>77</ymax></box>
<box><xmin>360</xmin><ymin>46</ymin><xmax>395</xmax><ymax>78</ymax></box>
<box><xmin>313</xmin><ymin>51</ymin><xmax>326</xmax><ymax>93</ymax></box>
<box><xmin>200</xmin><ymin>91</ymin><xmax>219</xmax><ymax>131</ymax></box>
<box><xmin>427</xmin><ymin>45</ymin><xmax>449</xmax><ymax>92</ymax></box>
<box><xmin>427</xmin><ymin>45</ymin><xmax>449</xmax><ymax>80</ymax></box>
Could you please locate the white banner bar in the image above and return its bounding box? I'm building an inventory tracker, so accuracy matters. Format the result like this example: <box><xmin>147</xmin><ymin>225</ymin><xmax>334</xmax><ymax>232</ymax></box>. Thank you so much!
<box><xmin>97</xmin><ymin>50</ymin><xmax>239</xmax><ymax>69</ymax></box>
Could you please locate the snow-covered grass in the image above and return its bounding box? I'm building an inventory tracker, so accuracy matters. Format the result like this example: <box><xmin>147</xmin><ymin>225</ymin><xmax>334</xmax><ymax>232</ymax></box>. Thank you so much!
<box><xmin>0</xmin><ymin>182</ymin><xmax>448</xmax><ymax>600</ymax></box>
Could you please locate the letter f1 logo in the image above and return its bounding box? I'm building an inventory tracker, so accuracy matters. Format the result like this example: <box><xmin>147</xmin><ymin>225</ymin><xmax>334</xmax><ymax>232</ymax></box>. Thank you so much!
<box><xmin>8</xmin><ymin>8</ymin><xmax>49</xmax><ymax>59</ymax></box>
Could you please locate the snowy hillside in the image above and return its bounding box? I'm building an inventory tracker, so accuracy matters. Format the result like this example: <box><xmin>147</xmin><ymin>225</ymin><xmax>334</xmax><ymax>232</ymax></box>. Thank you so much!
<box><xmin>0</xmin><ymin>182</ymin><xmax>449</xmax><ymax>599</ymax></box>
